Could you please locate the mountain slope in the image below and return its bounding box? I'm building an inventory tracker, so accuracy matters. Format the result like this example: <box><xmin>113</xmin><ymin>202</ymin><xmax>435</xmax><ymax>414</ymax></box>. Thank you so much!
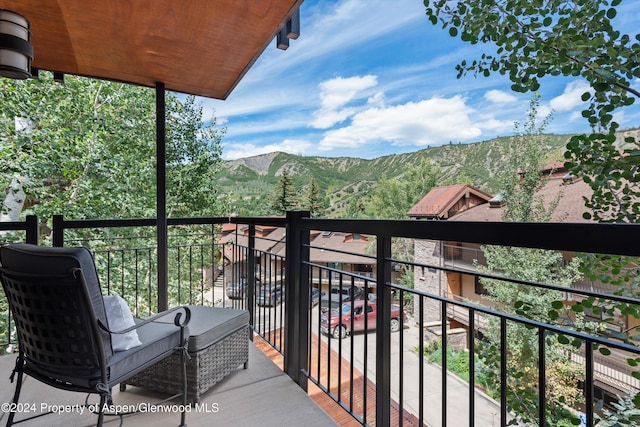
<box><xmin>214</xmin><ymin>133</ymin><xmax>574</xmax><ymax>217</ymax></box>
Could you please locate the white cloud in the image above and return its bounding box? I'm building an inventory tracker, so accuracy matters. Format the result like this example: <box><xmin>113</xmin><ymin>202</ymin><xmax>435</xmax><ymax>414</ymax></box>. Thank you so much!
<box><xmin>484</xmin><ymin>90</ymin><xmax>518</xmax><ymax>104</ymax></box>
<box><xmin>223</xmin><ymin>139</ymin><xmax>313</xmax><ymax>160</ymax></box>
<box><xmin>310</xmin><ymin>107</ymin><xmax>357</xmax><ymax>129</ymax></box>
<box><xmin>318</xmin><ymin>75</ymin><xmax>378</xmax><ymax>110</ymax></box>
<box><xmin>549</xmin><ymin>80</ymin><xmax>591</xmax><ymax>112</ymax></box>
<box><xmin>310</xmin><ymin>75</ymin><xmax>378</xmax><ymax>129</ymax></box>
<box><xmin>318</xmin><ymin>96</ymin><xmax>484</xmax><ymax>151</ymax></box>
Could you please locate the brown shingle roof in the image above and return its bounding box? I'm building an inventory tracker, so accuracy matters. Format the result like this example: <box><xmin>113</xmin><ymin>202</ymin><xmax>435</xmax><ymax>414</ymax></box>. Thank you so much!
<box><xmin>449</xmin><ymin>177</ymin><xmax>593</xmax><ymax>222</ymax></box>
<box><xmin>407</xmin><ymin>184</ymin><xmax>493</xmax><ymax>219</ymax></box>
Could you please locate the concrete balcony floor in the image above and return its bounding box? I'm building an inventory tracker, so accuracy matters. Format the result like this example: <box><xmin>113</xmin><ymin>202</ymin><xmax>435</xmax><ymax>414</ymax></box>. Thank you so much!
<box><xmin>0</xmin><ymin>341</ymin><xmax>337</xmax><ymax>427</ymax></box>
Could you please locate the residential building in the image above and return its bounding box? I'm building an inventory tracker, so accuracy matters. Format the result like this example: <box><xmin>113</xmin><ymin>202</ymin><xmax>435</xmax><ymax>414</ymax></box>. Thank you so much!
<box><xmin>409</xmin><ymin>164</ymin><xmax>640</xmax><ymax>398</ymax></box>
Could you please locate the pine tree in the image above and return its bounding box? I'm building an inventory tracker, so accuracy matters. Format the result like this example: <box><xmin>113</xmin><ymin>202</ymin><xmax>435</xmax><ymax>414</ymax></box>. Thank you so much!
<box><xmin>268</xmin><ymin>168</ymin><xmax>298</xmax><ymax>215</ymax></box>
<box><xmin>304</xmin><ymin>177</ymin><xmax>324</xmax><ymax>217</ymax></box>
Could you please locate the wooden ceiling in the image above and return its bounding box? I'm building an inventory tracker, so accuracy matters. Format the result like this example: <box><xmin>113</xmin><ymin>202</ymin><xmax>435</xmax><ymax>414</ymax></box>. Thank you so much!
<box><xmin>0</xmin><ymin>0</ymin><xmax>302</xmax><ymax>99</ymax></box>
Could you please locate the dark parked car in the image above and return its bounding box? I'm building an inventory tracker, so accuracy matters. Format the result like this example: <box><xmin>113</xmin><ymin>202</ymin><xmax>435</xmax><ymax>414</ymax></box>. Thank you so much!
<box><xmin>226</xmin><ymin>278</ymin><xmax>260</xmax><ymax>300</ymax></box>
<box><xmin>311</xmin><ymin>288</ymin><xmax>325</xmax><ymax>308</ymax></box>
<box><xmin>320</xmin><ymin>285</ymin><xmax>365</xmax><ymax>312</ymax></box>
<box><xmin>257</xmin><ymin>285</ymin><xmax>284</xmax><ymax>306</ymax></box>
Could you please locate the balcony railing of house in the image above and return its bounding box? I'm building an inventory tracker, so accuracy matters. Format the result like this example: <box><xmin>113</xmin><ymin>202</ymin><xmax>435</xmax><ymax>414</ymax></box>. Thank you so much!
<box><xmin>442</xmin><ymin>243</ymin><xmax>487</xmax><ymax>271</ymax></box>
<box><xmin>0</xmin><ymin>213</ymin><xmax>639</xmax><ymax>426</ymax></box>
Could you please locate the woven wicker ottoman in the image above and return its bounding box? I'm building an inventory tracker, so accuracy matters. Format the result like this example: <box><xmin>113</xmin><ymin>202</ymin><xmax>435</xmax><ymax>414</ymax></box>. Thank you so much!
<box><xmin>122</xmin><ymin>305</ymin><xmax>250</xmax><ymax>402</ymax></box>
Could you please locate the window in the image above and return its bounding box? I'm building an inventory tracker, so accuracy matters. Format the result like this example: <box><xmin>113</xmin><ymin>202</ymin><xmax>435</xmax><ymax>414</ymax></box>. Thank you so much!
<box><xmin>474</xmin><ymin>276</ymin><xmax>488</xmax><ymax>296</ymax></box>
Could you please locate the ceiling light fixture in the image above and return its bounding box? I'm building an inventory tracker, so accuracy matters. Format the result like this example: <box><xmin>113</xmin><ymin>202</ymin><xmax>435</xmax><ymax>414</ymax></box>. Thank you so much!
<box><xmin>276</xmin><ymin>9</ymin><xmax>300</xmax><ymax>50</ymax></box>
<box><xmin>0</xmin><ymin>10</ymin><xmax>33</xmax><ymax>79</ymax></box>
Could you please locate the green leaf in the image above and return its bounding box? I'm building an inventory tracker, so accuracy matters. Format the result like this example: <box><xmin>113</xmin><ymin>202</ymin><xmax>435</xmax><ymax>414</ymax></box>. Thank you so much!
<box><xmin>599</xmin><ymin>347</ymin><xmax>611</xmax><ymax>356</ymax></box>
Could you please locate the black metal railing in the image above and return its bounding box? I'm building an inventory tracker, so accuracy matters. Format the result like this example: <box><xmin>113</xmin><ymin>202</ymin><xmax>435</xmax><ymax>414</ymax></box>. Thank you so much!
<box><xmin>0</xmin><ymin>213</ymin><xmax>639</xmax><ymax>427</ymax></box>
<box><xmin>0</xmin><ymin>216</ymin><xmax>39</xmax><ymax>349</ymax></box>
<box><xmin>51</xmin><ymin>215</ymin><xmax>288</xmax><ymax>351</ymax></box>
<box><xmin>286</xmin><ymin>217</ymin><xmax>640</xmax><ymax>427</ymax></box>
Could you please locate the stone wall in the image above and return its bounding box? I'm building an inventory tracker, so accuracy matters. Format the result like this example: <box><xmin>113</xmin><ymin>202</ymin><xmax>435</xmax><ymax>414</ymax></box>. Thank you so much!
<box><xmin>413</xmin><ymin>239</ymin><xmax>445</xmax><ymax>323</ymax></box>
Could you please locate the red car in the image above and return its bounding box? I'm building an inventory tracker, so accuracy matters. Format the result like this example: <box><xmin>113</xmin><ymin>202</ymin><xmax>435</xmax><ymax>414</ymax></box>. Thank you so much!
<box><xmin>320</xmin><ymin>299</ymin><xmax>407</xmax><ymax>339</ymax></box>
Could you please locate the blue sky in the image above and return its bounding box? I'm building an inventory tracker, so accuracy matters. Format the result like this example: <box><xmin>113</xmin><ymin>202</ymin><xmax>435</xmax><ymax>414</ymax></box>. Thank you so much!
<box><xmin>201</xmin><ymin>0</ymin><xmax>640</xmax><ymax>160</ymax></box>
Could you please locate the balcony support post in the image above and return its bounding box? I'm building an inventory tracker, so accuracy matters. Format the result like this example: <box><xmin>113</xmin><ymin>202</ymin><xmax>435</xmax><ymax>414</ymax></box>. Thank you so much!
<box><xmin>284</xmin><ymin>210</ymin><xmax>310</xmax><ymax>391</ymax></box>
<box><xmin>156</xmin><ymin>81</ymin><xmax>168</xmax><ymax>312</ymax></box>
<box><xmin>376</xmin><ymin>235</ymin><xmax>392</xmax><ymax>426</ymax></box>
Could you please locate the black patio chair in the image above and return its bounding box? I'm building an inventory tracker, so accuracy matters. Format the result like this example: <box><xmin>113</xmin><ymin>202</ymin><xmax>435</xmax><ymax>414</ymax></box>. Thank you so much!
<box><xmin>0</xmin><ymin>243</ymin><xmax>191</xmax><ymax>427</ymax></box>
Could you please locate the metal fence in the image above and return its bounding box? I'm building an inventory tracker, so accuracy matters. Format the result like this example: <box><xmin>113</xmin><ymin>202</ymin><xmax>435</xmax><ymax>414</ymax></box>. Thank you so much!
<box><xmin>0</xmin><ymin>214</ymin><xmax>639</xmax><ymax>427</ymax></box>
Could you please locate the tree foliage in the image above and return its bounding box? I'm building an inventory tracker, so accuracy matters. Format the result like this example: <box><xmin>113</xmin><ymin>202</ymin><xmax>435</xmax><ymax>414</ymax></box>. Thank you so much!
<box><xmin>165</xmin><ymin>95</ymin><xmax>225</xmax><ymax>217</ymax></box>
<box><xmin>499</xmin><ymin>96</ymin><xmax>558</xmax><ymax>222</ymax></box>
<box><xmin>424</xmin><ymin>0</ymin><xmax>640</xmax><ymax>223</ymax></box>
<box><xmin>425</xmin><ymin>1</ymin><xmax>640</xmax><ymax>418</ymax></box>
<box><xmin>303</xmin><ymin>177</ymin><xmax>325</xmax><ymax>217</ymax></box>
<box><xmin>268</xmin><ymin>168</ymin><xmax>298</xmax><ymax>215</ymax></box>
<box><xmin>477</xmin><ymin>101</ymin><xmax>584</xmax><ymax>424</ymax></box>
<box><xmin>0</xmin><ymin>72</ymin><xmax>225</xmax><ymax>224</ymax></box>
<box><xmin>366</xmin><ymin>160</ymin><xmax>442</xmax><ymax>219</ymax></box>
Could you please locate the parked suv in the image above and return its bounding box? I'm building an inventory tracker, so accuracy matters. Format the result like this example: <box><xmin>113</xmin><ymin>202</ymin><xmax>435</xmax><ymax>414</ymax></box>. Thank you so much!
<box><xmin>319</xmin><ymin>285</ymin><xmax>365</xmax><ymax>312</ymax></box>
<box><xmin>225</xmin><ymin>278</ymin><xmax>260</xmax><ymax>299</ymax></box>
<box><xmin>320</xmin><ymin>299</ymin><xmax>407</xmax><ymax>339</ymax></box>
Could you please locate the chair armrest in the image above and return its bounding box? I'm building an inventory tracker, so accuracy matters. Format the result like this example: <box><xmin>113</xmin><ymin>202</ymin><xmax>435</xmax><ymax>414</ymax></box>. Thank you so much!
<box><xmin>98</xmin><ymin>305</ymin><xmax>191</xmax><ymax>335</ymax></box>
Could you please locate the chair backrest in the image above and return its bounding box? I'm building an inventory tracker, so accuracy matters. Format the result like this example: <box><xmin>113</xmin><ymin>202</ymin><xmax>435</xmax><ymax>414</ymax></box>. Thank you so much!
<box><xmin>0</xmin><ymin>243</ymin><xmax>113</xmax><ymax>386</ymax></box>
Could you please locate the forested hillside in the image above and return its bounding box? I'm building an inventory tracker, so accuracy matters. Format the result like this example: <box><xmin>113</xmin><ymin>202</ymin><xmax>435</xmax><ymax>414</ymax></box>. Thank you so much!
<box><xmin>216</xmin><ymin>133</ymin><xmax>573</xmax><ymax>217</ymax></box>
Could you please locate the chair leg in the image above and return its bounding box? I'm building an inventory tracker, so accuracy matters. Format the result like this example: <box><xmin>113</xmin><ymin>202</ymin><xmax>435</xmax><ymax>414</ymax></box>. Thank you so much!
<box><xmin>180</xmin><ymin>348</ymin><xmax>188</xmax><ymax>427</ymax></box>
<box><xmin>6</xmin><ymin>369</ymin><xmax>24</xmax><ymax>427</ymax></box>
<box><xmin>97</xmin><ymin>393</ymin><xmax>107</xmax><ymax>427</ymax></box>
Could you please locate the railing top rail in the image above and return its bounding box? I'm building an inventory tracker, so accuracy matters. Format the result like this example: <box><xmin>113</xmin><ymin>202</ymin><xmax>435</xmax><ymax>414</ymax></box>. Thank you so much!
<box><xmin>56</xmin><ymin>217</ymin><xmax>156</xmax><ymax>229</ymax></box>
<box><xmin>301</xmin><ymin>218</ymin><xmax>640</xmax><ymax>256</ymax></box>
<box><xmin>52</xmin><ymin>215</ymin><xmax>288</xmax><ymax>230</ymax></box>
<box><xmin>0</xmin><ymin>221</ymin><xmax>31</xmax><ymax>231</ymax></box>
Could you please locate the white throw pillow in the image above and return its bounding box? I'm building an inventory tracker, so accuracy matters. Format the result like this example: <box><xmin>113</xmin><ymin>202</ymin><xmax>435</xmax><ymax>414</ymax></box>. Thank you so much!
<box><xmin>103</xmin><ymin>295</ymin><xmax>142</xmax><ymax>351</ymax></box>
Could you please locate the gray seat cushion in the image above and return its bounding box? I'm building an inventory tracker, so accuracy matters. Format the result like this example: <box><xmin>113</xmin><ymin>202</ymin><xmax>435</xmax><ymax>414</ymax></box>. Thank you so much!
<box><xmin>108</xmin><ymin>319</ymin><xmax>185</xmax><ymax>384</ymax></box>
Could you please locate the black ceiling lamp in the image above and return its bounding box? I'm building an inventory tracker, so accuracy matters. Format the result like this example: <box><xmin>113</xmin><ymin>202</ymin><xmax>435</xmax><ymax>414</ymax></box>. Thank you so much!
<box><xmin>0</xmin><ymin>10</ymin><xmax>33</xmax><ymax>79</ymax></box>
<box><xmin>276</xmin><ymin>9</ymin><xmax>300</xmax><ymax>50</ymax></box>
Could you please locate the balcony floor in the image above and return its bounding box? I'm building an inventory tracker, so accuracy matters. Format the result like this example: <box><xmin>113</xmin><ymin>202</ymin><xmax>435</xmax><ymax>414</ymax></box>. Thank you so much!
<box><xmin>0</xmin><ymin>340</ymin><xmax>337</xmax><ymax>427</ymax></box>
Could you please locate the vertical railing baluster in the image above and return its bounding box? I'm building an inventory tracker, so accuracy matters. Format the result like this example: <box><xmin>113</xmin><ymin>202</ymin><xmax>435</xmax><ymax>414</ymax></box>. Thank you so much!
<box><xmin>25</xmin><ymin>215</ymin><xmax>38</xmax><ymax>245</ymax></box>
<box><xmin>586</xmin><ymin>339</ymin><xmax>594</xmax><ymax>427</ymax></box>
<box><xmin>469</xmin><ymin>309</ymin><xmax>476</xmax><ymax>427</ymax></box>
<box><xmin>442</xmin><ymin>299</ymin><xmax>448</xmax><ymax>426</ymax></box>
<box><xmin>501</xmin><ymin>317</ymin><xmax>507</xmax><ymax>427</ymax></box>
<box><xmin>399</xmin><ymin>287</ymin><xmax>405</xmax><ymax>427</ymax></box>
<box><xmin>419</xmin><ymin>293</ymin><xmax>424</xmax><ymax>427</ymax></box>
<box><xmin>247</xmin><ymin>224</ymin><xmax>256</xmax><ymax>325</ymax></box>
<box><xmin>177</xmin><ymin>246</ymin><xmax>182</xmax><ymax>304</ymax></box>
<box><xmin>52</xmin><ymin>214</ymin><xmax>64</xmax><ymax>247</ymax></box>
<box><xmin>539</xmin><ymin>327</ymin><xmax>546</xmax><ymax>427</ymax></box>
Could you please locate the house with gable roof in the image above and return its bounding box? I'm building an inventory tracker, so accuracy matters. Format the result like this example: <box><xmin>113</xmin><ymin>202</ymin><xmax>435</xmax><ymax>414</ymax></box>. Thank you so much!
<box><xmin>407</xmin><ymin>184</ymin><xmax>493</xmax><ymax>323</ymax></box>
<box><xmin>408</xmin><ymin>164</ymin><xmax>640</xmax><ymax>397</ymax></box>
